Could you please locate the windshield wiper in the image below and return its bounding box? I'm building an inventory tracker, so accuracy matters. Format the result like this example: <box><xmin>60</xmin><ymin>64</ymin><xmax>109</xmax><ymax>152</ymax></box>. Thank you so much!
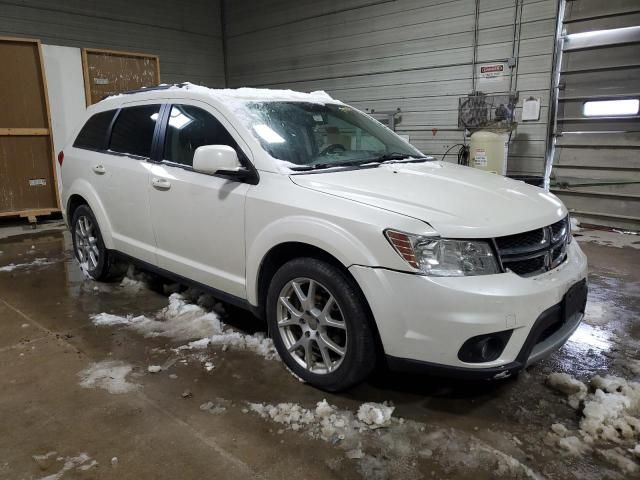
<box><xmin>356</xmin><ymin>153</ymin><xmax>432</xmax><ymax>165</ymax></box>
<box><xmin>288</xmin><ymin>154</ymin><xmax>431</xmax><ymax>172</ymax></box>
<box><xmin>289</xmin><ymin>161</ymin><xmax>361</xmax><ymax>171</ymax></box>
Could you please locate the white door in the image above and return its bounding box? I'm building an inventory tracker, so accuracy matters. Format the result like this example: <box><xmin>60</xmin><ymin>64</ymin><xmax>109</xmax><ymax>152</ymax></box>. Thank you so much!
<box><xmin>101</xmin><ymin>103</ymin><xmax>161</xmax><ymax>264</ymax></box>
<box><xmin>147</xmin><ymin>103</ymin><xmax>252</xmax><ymax>298</ymax></box>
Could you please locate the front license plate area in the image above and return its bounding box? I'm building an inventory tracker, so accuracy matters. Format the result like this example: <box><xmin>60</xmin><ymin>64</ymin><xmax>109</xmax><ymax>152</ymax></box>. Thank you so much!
<box><xmin>564</xmin><ymin>279</ymin><xmax>587</xmax><ymax>322</ymax></box>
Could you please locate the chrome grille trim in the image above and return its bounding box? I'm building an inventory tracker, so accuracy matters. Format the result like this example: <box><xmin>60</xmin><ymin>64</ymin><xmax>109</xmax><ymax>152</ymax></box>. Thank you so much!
<box><xmin>495</xmin><ymin>216</ymin><xmax>570</xmax><ymax>277</ymax></box>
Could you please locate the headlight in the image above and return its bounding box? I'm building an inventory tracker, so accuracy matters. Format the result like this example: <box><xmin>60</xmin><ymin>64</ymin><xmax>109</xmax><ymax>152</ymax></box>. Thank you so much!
<box><xmin>385</xmin><ymin>229</ymin><xmax>500</xmax><ymax>276</ymax></box>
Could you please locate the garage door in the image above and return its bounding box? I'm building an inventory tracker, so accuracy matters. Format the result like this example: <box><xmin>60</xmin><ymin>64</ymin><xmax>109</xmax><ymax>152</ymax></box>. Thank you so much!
<box><xmin>551</xmin><ymin>0</ymin><xmax>640</xmax><ymax>230</ymax></box>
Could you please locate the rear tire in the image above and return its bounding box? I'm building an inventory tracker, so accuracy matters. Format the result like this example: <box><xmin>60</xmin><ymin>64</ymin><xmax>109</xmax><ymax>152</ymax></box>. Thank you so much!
<box><xmin>266</xmin><ymin>257</ymin><xmax>377</xmax><ymax>391</ymax></box>
<box><xmin>71</xmin><ymin>205</ymin><xmax>123</xmax><ymax>281</ymax></box>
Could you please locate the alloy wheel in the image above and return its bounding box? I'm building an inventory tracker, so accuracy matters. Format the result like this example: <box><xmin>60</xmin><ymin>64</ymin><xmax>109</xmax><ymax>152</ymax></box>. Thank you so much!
<box><xmin>277</xmin><ymin>278</ymin><xmax>348</xmax><ymax>374</ymax></box>
<box><xmin>74</xmin><ymin>215</ymin><xmax>100</xmax><ymax>270</ymax></box>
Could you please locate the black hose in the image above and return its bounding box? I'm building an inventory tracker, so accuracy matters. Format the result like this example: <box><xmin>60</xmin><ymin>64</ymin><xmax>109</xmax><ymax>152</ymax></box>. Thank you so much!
<box><xmin>440</xmin><ymin>143</ymin><xmax>470</xmax><ymax>166</ymax></box>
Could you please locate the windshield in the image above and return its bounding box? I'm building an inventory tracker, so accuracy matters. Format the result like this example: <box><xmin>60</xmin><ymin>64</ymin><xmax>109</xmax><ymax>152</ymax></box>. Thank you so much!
<box><xmin>240</xmin><ymin>102</ymin><xmax>425</xmax><ymax>169</ymax></box>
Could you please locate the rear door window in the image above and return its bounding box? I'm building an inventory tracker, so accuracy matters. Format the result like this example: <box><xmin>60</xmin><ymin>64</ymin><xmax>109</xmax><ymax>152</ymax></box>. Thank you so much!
<box><xmin>73</xmin><ymin>110</ymin><xmax>116</xmax><ymax>150</ymax></box>
<box><xmin>163</xmin><ymin>104</ymin><xmax>240</xmax><ymax>167</ymax></box>
<box><xmin>109</xmin><ymin>105</ymin><xmax>161</xmax><ymax>158</ymax></box>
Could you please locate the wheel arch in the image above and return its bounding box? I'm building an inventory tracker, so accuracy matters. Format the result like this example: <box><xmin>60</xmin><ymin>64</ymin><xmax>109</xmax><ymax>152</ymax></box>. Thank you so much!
<box><xmin>253</xmin><ymin>241</ymin><xmax>385</xmax><ymax>359</ymax></box>
<box><xmin>64</xmin><ymin>180</ymin><xmax>114</xmax><ymax>249</ymax></box>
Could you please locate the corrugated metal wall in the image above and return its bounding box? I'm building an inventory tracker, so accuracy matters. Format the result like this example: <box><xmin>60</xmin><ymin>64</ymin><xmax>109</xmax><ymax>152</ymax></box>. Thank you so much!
<box><xmin>550</xmin><ymin>0</ymin><xmax>640</xmax><ymax>230</ymax></box>
<box><xmin>0</xmin><ymin>0</ymin><xmax>225</xmax><ymax>86</ymax></box>
<box><xmin>224</xmin><ymin>0</ymin><xmax>560</xmax><ymax>177</ymax></box>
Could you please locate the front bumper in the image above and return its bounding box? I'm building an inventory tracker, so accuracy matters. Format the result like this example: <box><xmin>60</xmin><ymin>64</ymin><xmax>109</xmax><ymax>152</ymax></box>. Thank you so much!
<box><xmin>349</xmin><ymin>240</ymin><xmax>588</xmax><ymax>378</ymax></box>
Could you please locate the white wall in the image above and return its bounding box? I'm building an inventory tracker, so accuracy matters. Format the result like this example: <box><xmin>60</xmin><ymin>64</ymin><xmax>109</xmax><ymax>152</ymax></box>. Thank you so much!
<box><xmin>41</xmin><ymin>44</ymin><xmax>87</xmax><ymax>204</ymax></box>
<box><xmin>42</xmin><ymin>45</ymin><xmax>86</xmax><ymax>156</ymax></box>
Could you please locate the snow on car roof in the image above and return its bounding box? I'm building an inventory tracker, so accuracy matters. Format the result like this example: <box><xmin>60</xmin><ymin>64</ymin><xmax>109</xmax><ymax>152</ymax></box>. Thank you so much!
<box><xmin>180</xmin><ymin>82</ymin><xmax>339</xmax><ymax>104</ymax></box>
<box><xmin>103</xmin><ymin>82</ymin><xmax>340</xmax><ymax>105</ymax></box>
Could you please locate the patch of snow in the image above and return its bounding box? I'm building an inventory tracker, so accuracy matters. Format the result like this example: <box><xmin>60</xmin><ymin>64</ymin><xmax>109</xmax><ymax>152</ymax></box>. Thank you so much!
<box><xmin>36</xmin><ymin>453</ymin><xmax>92</xmax><ymax>480</ymax></box>
<box><xmin>597</xmin><ymin>447</ymin><xmax>639</xmax><ymax>474</ymax></box>
<box><xmin>91</xmin><ymin>294</ymin><xmax>222</xmax><ymax>342</ymax></box>
<box><xmin>200</xmin><ymin>398</ymin><xmax>231</xmax><ymax>415</ymax></box>
<box><xmin>357</xmin><ymin>403</ymin><xmax>394</xmax><ymax>429</ymax></box>
<box><xmin>547</xmin><ymin>372</ymin><xmax>587</xmax><ymax>409</ymax></box>
<box><xmin>91</xmin><ymin>292</ymin><xmax>277</xmax><ymax>361</ymax></box>
<box><xmin>208</xmin><ymin>331</ymin><xmax>277</xmax><ymax>360</ymax></box>
<box><xmin>581</xmin><ymin>375</ymin><xmax>640</xmax><ymax>443</ymax></box>
<box><xmin>78</xmin><ymin>360</ymin><xmax>139</xmax><ymax>394</ymax></box>
<box><xmin>550</xmin><ymin>423</ymin><xmax>568</xmax><ymax>437</ymax></box>
<box><xmin>558</xmin><ymin>435</ymin><xmax>591</xmax><ymax>456</ymax></box>
<box><xmin>247</xmin><ymin>399</ymin><xmax>540</xmax><ymax>479</ymax></box>
<box><xmin>575</xmin><ymin>229</ymin><xmax>640</xmax><ymax>249</ymax></box>
<box><xmin>147</xmin><ymin>365</ymin><xmax>162</xmax><ymax>373</ymax></box>
<box><xmin>547</xmin><ymin>372</ymin><xmax>640</xmax><ymax>471</ymax></box>
<box><xmin>627</xmin><ymin>359</ymin><xmax>640</xmax><ymax>377</ymax></box>
<box><xmin>32</xmin><ymin>451</ymin><xmax>57</xmax><ymax>471</ymax></box>
<box><xmin>570</xmin><ymin>216</ymin><xmax>581</xmax><ymax>232</ymax></box>
<box><xmin>0</xmin><ymin>257</ymin><xmax>53</xmax><ymax>272</ymax></box>
<box><xmin>178</xmin><ymin>82</ymin><xmax>337</xmax><ymax>104</ymax></box>
<box><xmin>111</xmin><ymin>456</ymin><xmax>118</xmax><ymax>466</ymax></box>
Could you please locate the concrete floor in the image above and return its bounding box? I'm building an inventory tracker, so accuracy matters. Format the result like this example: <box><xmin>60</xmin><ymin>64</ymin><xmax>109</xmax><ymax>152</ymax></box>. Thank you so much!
<box><xmin>0</xmin><ymin>228</ymin><xmax>638</xmax><ymax>480</ymax></box>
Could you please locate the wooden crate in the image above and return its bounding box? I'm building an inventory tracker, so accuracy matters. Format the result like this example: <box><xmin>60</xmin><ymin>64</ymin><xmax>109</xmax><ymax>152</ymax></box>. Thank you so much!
<box><xmin>0</xmin><ymin>36</ymin><xmax>60</xmax><ymax>218</ymax></box>
<box><xmin>81</xmin><ymin>48</ymin><xmax>161</xmax><ymax>105</ymax></box>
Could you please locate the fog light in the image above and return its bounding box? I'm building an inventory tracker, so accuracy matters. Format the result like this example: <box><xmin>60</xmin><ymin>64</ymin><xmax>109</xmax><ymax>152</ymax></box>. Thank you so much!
<box><xmin>458</xmin><ymin>330</ymin><xmax>513</xmax><ymax>363</ymax></box>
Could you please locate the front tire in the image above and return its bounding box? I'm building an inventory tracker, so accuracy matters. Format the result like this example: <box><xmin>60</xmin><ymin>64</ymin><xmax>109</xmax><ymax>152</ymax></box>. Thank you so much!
<box><xmin>266</xmin><ymin>257</ymin><xmax>377</xmax><ymax>391</ymax></box>
<box><xmin>71</xmin><ymin>205</ymin><xmax>120</xmax><ymax>281</ymax></box>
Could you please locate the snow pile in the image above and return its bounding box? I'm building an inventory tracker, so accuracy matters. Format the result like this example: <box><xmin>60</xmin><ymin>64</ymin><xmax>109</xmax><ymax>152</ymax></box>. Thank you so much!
<box><xmin>91</xmin><ymin>293</ymin><xmax>223</xmax><ymax>341</ymax></box>
<box><xmin>357</xmin><ymin>403</ymin><xmax>395</xmax><ymax>429</ymax></box>
<box><xmin>91</xmin><ymin>292</ymin><xmax>277</xmax><ymax>360</ymax></box>
<box><xmin>0</xmin><ymin>257</ymin><xmax>52</xmax><ymax>272</ymax></box>
<box><xmin>184</xmin><ymin>330</ymin><xmax>278</xmax><ymax>360</ymax></box>
<box><xmin>248</xmin><ymin>399</ymin><xmax>393</xmax><ymax>441</ymax></box>
<box><xmin>78</xmin><ymin>360</ymin><xmax>139</xmax><ymax>394</ymax></box>
<box><xmin>547</xmin><ymin>372</ymin><xmax>588</xmax><ymax>409</ymax></box>
<box><xmin>247</xmin><ymin>399</ymin><xmax>540</xmax><ymax>479</ymax></box>
<box><xmin>582</xmin><ymin>375</ymin><xmax>640</xmax><ymax>443</ymax></box>
<box><xmin>546</xmin><ymin>372</ymin><xmax>640</xmax><ymax>473</ymax></box>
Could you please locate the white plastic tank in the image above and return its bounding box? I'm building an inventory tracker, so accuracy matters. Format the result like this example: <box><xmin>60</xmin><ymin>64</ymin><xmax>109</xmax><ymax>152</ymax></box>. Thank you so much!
<box><xmin>469</xmin><ymin>131</ymin><xmax>509</xmax><ymax>175</ymax></box>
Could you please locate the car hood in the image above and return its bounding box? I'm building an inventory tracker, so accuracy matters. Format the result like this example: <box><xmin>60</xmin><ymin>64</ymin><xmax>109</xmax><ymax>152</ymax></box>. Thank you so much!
<box><xmin>289</xmin><ymin>161</ymin><xmax>567</xmax><ymax>238</ymax></box>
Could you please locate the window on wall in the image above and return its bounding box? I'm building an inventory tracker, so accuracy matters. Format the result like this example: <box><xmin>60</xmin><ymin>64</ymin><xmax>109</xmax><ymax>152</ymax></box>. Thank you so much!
<box><xmin>109</xmin><ymin>105</ymin><xmax>161</xmax><ymax>158</ymax></box>
<box><xmin>74</xmin><ymin>110</ymin><xmax>117</xmax><ymax>150</ymax></box>
<box><xmin>163</xmin><ymin>105</ymin><xmax>240</xmax><ymax>167</ymax></box>
<box><xmin>583</xmin><ymin>99</ymin><xmax>639</xmax><ymax>117</ymax></box>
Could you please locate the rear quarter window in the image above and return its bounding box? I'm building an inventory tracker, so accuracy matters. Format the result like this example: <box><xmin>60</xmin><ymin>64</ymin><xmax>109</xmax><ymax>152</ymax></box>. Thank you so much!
<box><xmin>73</xmin><ymin>110</ymin><xmax>116</xmax><ymax>150</ymax></box>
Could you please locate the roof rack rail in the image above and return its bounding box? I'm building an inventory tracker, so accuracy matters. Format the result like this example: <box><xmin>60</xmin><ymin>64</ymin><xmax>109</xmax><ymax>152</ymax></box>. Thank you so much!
<box><xmin>100</xmin><ymin>82</ymin><xmax>189</xmax><ymax>101</ymax></box>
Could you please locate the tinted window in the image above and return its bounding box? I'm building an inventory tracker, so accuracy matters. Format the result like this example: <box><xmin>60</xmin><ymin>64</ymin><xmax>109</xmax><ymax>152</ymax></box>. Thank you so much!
<box><xmin>109</xmin><ymin>105</ymin><xmax>160</xmax><ymax>158</ymax></box>
<box><xmin>73</xmin><ymin>110</ymin><xmax>116</xmax><ymax>150</ymax></box>
<box><xmin>164</xmin><ymin>105</ymin><xmax>240</xmax><ymax>167</ymax></box>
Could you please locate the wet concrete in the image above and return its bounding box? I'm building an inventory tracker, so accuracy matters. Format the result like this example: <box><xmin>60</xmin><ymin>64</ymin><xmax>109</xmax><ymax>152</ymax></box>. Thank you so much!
<box><xmin>0</xmin><ymin>230</ymin><xmax>638</xmax><ymax>479</ymax></box>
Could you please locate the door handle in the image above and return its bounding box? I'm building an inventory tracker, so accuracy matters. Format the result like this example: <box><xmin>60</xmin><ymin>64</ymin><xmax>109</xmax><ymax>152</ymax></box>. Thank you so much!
<box><xmin>92</xmin><ymin>165</ymin><xmax>106</xmax><ymax>174</ymax></box>
<box><xmin>151</xmin><ymin>177</ymin><xmax>171</xmax><ymax>190</ymax></box>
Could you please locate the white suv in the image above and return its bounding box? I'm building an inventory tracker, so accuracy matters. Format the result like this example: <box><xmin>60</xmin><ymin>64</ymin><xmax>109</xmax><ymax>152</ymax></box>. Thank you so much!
<box><xmin>60</xmin><ymin>83</ymin><xmax>588</xmax><ymax>391</ymax></box>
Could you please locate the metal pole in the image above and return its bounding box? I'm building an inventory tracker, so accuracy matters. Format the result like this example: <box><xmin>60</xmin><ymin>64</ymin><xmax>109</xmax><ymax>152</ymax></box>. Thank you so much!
<box><xmin>471</xmin><ymin>0</ymin><xmax>480</xmax><ymax>92</ymax></box>
<box><xmin>544</xmin><ymin>0</ymin><xmax>567</xmax><ymax>191</ymax></box>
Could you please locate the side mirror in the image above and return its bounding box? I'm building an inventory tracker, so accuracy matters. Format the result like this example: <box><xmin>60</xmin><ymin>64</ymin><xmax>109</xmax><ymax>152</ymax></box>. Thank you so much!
<box><xmin>193</xmin><ymin>145</ymin><xmax>241</xmax><ymax>175</ymax></box>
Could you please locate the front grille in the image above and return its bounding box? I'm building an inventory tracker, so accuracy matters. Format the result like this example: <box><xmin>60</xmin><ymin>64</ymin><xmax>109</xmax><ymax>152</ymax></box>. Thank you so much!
<box><xmin>495</xmin><ymin>216</ymin><xmax>569</xmax><ymax>277</ymax></box>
